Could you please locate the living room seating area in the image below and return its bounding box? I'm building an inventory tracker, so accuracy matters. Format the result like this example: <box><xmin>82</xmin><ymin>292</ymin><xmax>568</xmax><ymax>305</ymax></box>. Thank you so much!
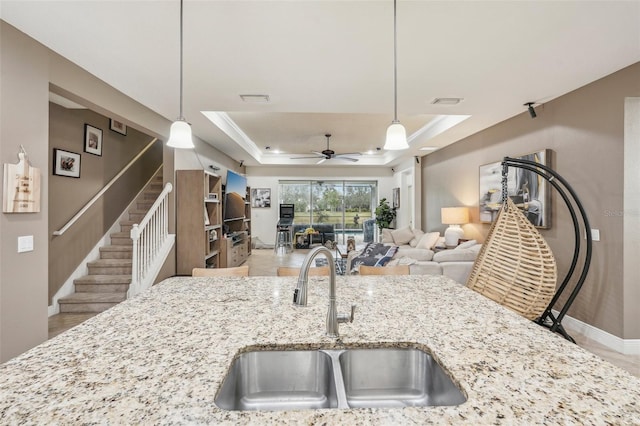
<box><xmin>346</xmin><ymin>226</ymin><xmax>482</xmax><ymax>284</ymax></box>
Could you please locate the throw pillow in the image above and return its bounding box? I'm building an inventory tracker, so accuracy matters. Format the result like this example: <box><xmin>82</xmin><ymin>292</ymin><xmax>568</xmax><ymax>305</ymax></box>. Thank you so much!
<box><xmin>350</xmin><ymin>242</ymin><xmax>399</xmax><ymax>273</ymax></box>
<box><xmin>409</xmin><ymin>229</ymin><xmax>425</xmax><ymax>247</ymax></box>
<box><xmin>391</xmin><ymin>226</ymin><xmax>414</xmax><ymax>245</ymax></box>
<box><xmin>416</xmin><ymin>232</ymin><xmax>440</xmax><ymax>250</ymax></box>
<box><xmin>381</xmin><ymin>228</ymin><xmax>394</xmax><ymax>244</ymax></box>
<box><xmin>455</xmin><ymin>239</ymin><xmax>477</xmax><ymax>250</ymax></box>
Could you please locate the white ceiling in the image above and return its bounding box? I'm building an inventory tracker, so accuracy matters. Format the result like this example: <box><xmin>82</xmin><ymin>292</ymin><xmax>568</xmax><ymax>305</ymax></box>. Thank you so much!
<box><xmin>2</xmin><ymin>1</ymin><xmax>639</xmax><ymax>168</ymax></box>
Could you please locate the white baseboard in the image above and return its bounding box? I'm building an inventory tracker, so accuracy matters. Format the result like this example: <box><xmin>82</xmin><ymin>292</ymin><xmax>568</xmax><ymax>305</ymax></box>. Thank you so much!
<box><xmin>555</xmin><ymin>311</ymin><xmax>640</xmax><ymax>355</ymax></box>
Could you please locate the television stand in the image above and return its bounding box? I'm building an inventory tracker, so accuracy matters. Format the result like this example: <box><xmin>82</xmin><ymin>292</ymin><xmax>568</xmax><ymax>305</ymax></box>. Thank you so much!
<box><xmin>220</xmin><ymin>231</ymin><xmax>248</xmax><ymax>267</ymax></box>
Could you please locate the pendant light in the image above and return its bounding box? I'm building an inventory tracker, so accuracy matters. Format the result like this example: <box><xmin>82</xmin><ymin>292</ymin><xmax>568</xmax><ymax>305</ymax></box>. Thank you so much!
<box><xmin>167</xmin><ymin>0</ymin><xmax>194</xmax><ymax>149</ymax></box>
<box><xmin>384</xmin><ymin>0</ymin><xmax>409</xmax><ymax>150</ymax></box>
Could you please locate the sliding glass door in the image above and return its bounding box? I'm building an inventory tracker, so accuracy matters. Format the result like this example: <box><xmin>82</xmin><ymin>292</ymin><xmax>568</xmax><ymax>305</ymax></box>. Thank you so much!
<box><xmin>280</xmin><ymin>180</ymin><xmax>376</xmax><ymax>244</ymax></box>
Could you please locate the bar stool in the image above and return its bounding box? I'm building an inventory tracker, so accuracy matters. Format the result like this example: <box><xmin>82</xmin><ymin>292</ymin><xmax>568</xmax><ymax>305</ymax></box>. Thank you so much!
<box><xmin>274</xmin><ymin>226</ymin><xmax>293</xmax><ymax>254</ymax></box>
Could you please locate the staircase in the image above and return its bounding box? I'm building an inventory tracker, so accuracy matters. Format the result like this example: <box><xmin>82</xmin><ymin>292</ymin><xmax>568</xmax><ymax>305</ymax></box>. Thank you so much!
<box><xmin>58</xmin><ymin>175</ymin><xmax>163</xmax><ymax>313</ymax></box>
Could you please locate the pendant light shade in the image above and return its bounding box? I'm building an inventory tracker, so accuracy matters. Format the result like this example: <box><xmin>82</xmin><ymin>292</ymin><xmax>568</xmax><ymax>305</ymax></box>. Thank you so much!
<box><xmin>167</xmin><ymin>119</ymin><xmax>194</xmax><ymax>149</ymax></box>
<box><xmin>167</xmin><ymin>0</ymin><xmax>194</xmax><ymax>149</ymax></box>
<box><xmin>385</xmin><ymin>121</ymin><xmax>408</xmax><ymax>150</ymax></box>
<box><xmin>384</xmin><ymin>0</ymin><xmax>409</xmax><ymax>151</ymax></box>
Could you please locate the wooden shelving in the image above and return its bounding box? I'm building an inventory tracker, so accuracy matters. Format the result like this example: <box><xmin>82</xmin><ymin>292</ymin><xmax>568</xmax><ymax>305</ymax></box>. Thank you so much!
<box><xmin>176</xmin><ymin>170</ymin><xmax>222</xmax><ymax>275</ymax></box>
<box><xmin>245</xmin><ymin>187</ymin><xmax>252</xmax><ymax>255</ymax></box>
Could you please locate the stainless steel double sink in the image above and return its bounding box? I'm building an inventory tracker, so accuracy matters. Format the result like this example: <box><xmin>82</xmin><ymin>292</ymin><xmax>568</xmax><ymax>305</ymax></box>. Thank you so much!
<box><xmin>214</xmin><ymin>347</ymin><xmax>466</xmax><ymax>411</ymax></box>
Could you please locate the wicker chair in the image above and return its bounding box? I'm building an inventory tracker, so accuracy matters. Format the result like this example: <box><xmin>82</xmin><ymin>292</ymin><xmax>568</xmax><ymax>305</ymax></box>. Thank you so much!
<box><xmin>466</xmin><ymin>198</ymin><xmax>557</xmax><ymax>320</ymax></box>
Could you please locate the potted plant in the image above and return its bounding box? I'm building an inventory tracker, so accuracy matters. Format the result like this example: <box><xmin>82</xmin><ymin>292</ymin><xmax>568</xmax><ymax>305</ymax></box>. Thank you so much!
<box><xmin>375</xmin><ymin>197</ymin><xmax>397</xmax><ymax>230</ymax></box>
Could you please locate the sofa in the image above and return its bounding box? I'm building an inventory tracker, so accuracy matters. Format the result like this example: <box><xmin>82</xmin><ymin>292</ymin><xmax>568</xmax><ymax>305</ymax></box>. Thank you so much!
<box><xmin>292</xmin><ymin>223</ymin><xmax>335</xmax><ymax>246</ymax></box>
<box><xmin>346</xmin><ymin>226</ymin><xmax>482</xmax><ymax>284</ymax></box>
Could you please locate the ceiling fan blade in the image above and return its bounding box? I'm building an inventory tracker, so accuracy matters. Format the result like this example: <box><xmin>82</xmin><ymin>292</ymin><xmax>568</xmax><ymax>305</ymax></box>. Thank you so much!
<box><xmin>291</xmin><ymin>155</ymin><xmax>324</xmax><ymax>159</ymax></box>
<box><xmin>311</xmin><ymin>151</ymin><xmax>324</xmax><ymax>156</ymax></box>
<box><xmin>316</xmin><ymin>158</ymin><xmax>327</xmax><ymax>164</ymax></box>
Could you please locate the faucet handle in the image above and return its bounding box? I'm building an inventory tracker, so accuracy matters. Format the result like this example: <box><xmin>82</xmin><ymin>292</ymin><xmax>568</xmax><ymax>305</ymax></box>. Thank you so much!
<box><xmin>338</xmin><ymin>304</ymin><xmax>356</xmax><ymax>324</ymax></box>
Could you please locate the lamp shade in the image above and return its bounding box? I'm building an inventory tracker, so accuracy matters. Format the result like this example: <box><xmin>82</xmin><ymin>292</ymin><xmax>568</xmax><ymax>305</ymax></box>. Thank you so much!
<box><xmin>384</xmin><ymin>121</ymin><xmax>409</xmax><ymax>150</ymax></box>
<box><xmin>441</xmin><ymin>207</ymin><xmax>469</xmax><ymax>225</ymax></box>
<box><xmin>167</xmin><ymin>119</ymin><xmax>194</xmax><ymax>149</ymax></box>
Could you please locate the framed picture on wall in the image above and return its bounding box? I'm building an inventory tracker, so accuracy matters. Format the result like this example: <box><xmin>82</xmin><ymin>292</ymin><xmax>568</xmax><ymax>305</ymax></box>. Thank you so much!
<box><xmin>251</xmin><ymin>188</ymin><xmax>271</xmax><ymax>208</ymax></box>
<box><xmin>479</xmin><ymin>149</ymin><xmax>551</xmax><ymax>228</ymax></box>
<box><xmin>84</xmin><ymin>124</ymin><xmax>103</xmax><ymax>156</ymax></box>
<box><xmin>392</xmin><ymin>187</ymin><xmax>400</xmax><ymax>209</ymax></box>
<box><xmin>109</xmin><ymin>119</ymin><xmax>127</xmax><ymax>136</ymax></box>
<box><xmin>53</xmin><ymin>148</ymin><xmax>81</xmax><ymax>178</ymax></box>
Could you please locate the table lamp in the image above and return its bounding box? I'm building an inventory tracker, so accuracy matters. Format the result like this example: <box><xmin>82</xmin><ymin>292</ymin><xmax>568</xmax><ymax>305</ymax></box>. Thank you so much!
<box><xmin>441</xmin><ymin>207</ymin><xmax>470</xmax><ymax>247</ymax></box>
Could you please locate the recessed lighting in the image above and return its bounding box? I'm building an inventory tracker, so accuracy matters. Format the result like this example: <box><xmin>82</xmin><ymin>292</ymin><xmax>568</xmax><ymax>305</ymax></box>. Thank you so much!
<box><xmin>419</xmin><ymin>146</ymin><xmax>438</xmax><ymax>151</ymax></box>
<box><xmin>240</xmin><ymin>94</ymin><xmax>270</xmax><ymax>103</ymax></box>
<box><xmin>431</xmin><ymin>98</ymin><xmax>463</xmax><ymax>105</ymax></box>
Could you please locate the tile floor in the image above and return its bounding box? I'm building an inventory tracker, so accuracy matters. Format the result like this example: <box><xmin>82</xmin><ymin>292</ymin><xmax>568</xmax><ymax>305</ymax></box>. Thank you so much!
<box><xmin>49</xmin><ymin>248</ymin><xmax>639</xmax><ymax>378</ymax></box>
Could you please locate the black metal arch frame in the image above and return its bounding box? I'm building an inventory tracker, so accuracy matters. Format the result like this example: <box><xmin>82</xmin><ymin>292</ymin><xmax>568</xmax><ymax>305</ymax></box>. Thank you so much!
<box><xmin>501</xmin><ymin>157</ymin><xmax>593</xmax><ymax>343</ymax></box>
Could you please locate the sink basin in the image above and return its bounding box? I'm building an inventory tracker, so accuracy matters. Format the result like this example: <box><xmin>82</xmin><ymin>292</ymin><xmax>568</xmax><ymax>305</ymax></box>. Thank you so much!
<box><xmin>215</xmin><ymin>347</ymin><xmax>466</xmax><ymax>411</ymax></box>
<box><xmin>214</xmin><ymin>350</ymin><xmax>338</xmax><ymax>411</ymax></box>
<box><xmin>339</xmin><ymin>348</ymin><xmax>467</xmax><ymax>408</ymax></box>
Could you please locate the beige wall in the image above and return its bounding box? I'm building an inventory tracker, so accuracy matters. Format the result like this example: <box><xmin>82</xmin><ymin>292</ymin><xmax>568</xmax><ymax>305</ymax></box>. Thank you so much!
<box><xmin>0</xmin><ymin>22</ymin><xmax>50</xmax><ymax>361</ymax></box>
<box><xmin>423</xmin><ymin>62</ymin><xmax>640</xmax><ymax>339</ymax></box>
<box><xmin>48</xmin><ymin>103</ymin><xmax>162</xmax><ymax>302</ymax></box>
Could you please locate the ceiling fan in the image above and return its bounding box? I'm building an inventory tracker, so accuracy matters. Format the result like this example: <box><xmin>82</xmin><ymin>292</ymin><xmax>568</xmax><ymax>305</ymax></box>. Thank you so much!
<box><xmin>291</xmin><ymin>134</ymin><xmax>361</xmax><ymax>164</ymax></box>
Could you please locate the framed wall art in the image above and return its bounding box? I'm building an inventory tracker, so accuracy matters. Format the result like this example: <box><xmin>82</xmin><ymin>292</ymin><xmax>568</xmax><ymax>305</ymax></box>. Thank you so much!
<box><xmin>53</xmin><ymin>148</ymin><xmax>81</xmax><ymax>178</ymax></box>
<box><xmin>251</xmin><ymin>188</ymin><xmax>271</xmax><ymax>208</ymax></box>
<box><xmin>110</xmin><ymin>119</ymin><xmax>127</xmax><ymax>136</ymax></box>
<box><xmin>479</xmin><ymin>149</ymin><xmax>551</xmax><ymax>228</ymax></box>
<box><xmin>392</xmin><ymin>187</ymin><xmax>400</xmax><ymax>209</ymax></box>
<box><xmin>84</xmin><ymin>124</ymin><xmax>103</xmax><ymax>156</ymax></box>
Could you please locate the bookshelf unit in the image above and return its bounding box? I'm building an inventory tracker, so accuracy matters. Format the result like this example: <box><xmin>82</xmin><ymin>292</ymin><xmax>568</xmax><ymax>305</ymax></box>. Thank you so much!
<box><xmin>176</xmin><ymin>170</ymin><xmax>222</xmax><ymax>275</ymax></box>
<box><xmin>245</xmin><ymin>187</ymin><xmax>252</xmax><ymax>255</ymax></box>
<box><xmin>219</xmin><ymin>184</ymin><xmax>252</xmax><ymax>267</ymax></box>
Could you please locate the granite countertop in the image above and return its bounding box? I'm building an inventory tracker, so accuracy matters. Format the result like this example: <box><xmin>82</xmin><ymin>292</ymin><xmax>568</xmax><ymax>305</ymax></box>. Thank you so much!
<box><xmin>1</xmin><ymin>275</ymin><xmax>639</xmax><ymax>424</ymax></box>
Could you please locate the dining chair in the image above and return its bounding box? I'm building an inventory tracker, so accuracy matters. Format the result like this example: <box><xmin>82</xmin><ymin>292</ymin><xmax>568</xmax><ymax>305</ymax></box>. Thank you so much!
<box><xmin>192</xmin><ymin>265</ymin><xmax>249</xmax><ymax>277</ymax></box>
<box><xmin>358</xmin><ymin>265</ymin><xmax>410</xmax><ymax>276</ymax></box>
<box><xmin>276</xmin><ymin>266</ymin><xmax>330</xmax><ymax>277</ymax></box>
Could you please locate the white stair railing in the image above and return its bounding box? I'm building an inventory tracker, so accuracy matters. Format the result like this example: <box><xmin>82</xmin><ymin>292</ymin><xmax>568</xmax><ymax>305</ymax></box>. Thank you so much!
<box><xmin>129</xmin><ymin>182</ymin><xmax>173</xmax><ymax>298</ymax></box>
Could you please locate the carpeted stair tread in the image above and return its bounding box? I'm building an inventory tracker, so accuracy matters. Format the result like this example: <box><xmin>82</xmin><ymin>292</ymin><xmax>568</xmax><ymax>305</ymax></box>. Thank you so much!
<box><xmin>100</xmin><ymin>245</ymin><xmax>133</xmax><ymax>252</ymax></box>
<box><xmin>59</xmin><ymin>292</ymin><xmax>126</xmax><ymax>304</ymax></box>
<box><xmin>74</xmin><ymin>275</ymin><xmax>132</xmax><ymax>284</ymax></box>
<box><xmin>110</xmin><ymin>232</ymin><xmax>133</xmax><ymax>239</ymax></box>
<box><xmin>87</xmin><ymin>259</ymin><xmax>132</xmax><ymax>267</ymax></box>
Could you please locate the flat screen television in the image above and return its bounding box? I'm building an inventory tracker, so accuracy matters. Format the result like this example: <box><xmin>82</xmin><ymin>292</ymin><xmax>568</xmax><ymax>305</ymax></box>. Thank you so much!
<box><xmin>223</xmin><ymin>170</ymin><xmax>247</xmax><ymax>221</ymax></box>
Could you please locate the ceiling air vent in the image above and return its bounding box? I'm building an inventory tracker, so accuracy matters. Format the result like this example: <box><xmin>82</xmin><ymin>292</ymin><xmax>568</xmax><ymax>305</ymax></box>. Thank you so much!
<box><xmin>431</xmin><ymin>98</ymin><xmax>463</xmax><ymax>105</ymax></box>
<box><xmin>240</xmin><ymin>94</ymin><xmax>270</xmax><ymax>103</ymax></box>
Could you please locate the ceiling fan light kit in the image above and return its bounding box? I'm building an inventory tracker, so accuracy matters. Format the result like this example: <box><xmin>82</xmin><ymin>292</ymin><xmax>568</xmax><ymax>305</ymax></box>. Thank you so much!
<box><xmin>383</xmin><ymin>0</ymin><xmax>409</xmax><ymax>151</ymax></box>
<box><xmin>290</xmin><ymin>133</ymin><xmax>361</xmax><ymax>163</ymax></box>
<box><xmin>167</xmin><ymin>0</ymin><xmax>194</xmax><ymax>149</ymax></box>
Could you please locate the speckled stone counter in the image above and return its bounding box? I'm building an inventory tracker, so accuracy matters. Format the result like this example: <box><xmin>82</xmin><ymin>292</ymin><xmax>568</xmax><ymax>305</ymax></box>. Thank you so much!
<box><xmin>1</xmin><ymin>275</ymin><xmax>639</xmax><ymax>424</ymax></box>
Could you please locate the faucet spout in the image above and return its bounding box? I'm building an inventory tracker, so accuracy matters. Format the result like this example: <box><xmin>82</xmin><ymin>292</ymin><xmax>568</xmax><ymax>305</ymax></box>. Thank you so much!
<box><xmin>293</xmin><ymin>246</ymin><xmax>335</xmax><ymax>307</ymax></box>
<box><xmin>293</xmin><ymin>246</ymin><xmax>354</xmax><ymax>338</ymax></box>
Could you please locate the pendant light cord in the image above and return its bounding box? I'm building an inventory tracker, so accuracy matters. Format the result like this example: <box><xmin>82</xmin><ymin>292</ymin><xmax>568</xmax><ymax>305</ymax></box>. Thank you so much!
<box><xmin>393</xmin><ymin>0</ymin><xmax>398</xmax><ymax>122</ymax></box>
<box><xmin>179</xmin><ymin>0</ymin><xmax>184</xmax><ymax>120</ymax></box>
